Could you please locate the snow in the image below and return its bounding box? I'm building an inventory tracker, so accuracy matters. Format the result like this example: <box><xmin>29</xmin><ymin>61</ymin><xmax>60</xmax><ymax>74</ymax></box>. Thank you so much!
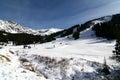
<box><xmin>0</xmin><ymin>20</ymin><xmax>61</xmax><ymax>35</ymax></box>
<box><xmin>0</xmin><ymin>47</ymin><xmax>48</xmax><ymax>80</ymax></box>
<box><xmin>18</xmin><ymin>27</ymin><xmax>115</xmax><ymax>65</ymax></box>
<box><xmin>0</xmin><ymin>18</ymin><xmax>119</xmax><ymax>80</ymax></box>
<box><xmin>0</xmin><ymin>29</ymin><xmax>117</xmax><ymax>80</ymax></box>
<box><xmin>0</xmin><ymin>20</ymin><xmax>37</xmax><ymax>34</ymax></box>
<box><xmin>92</xmin><ymin>16</ymin><xmax>112</xmax><ymax>25</ymax></box>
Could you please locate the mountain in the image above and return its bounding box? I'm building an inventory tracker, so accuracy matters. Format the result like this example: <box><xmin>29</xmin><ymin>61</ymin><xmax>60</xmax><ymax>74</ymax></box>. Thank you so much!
<box><xmin>0</xmin><ymin>20</ymin><xmax>61</xmax><ymax>35</ymax></box>
<box><xmin>50</xmin><ymin>15</ymin><xmax>112</xmax><ymax>39</ymax></box>
<box><xmin>0</xmin><ymin>15</ymin><xmax>115</xmax><ymax>45</ymax></box>
<box><xmin>0</xmin><ymin>20</ymin><xmax>37</xmax><ymax>34</ymax></box>
<box><xmin>0</xmin><ymin>15</ymin><xmax>112</xmax><ymax>38</ymax></box>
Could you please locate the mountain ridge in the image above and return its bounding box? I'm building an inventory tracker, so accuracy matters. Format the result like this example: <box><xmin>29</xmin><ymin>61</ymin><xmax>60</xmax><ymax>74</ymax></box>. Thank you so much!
<box><xmin>0</xmin><ymin>20</ymin><xmax>61</xmax><ymax>35</ymax></box>
<box><xmin>1</xmin><ymin>13</ymin><xmax>120</xmax><ymax>45</ymax></box>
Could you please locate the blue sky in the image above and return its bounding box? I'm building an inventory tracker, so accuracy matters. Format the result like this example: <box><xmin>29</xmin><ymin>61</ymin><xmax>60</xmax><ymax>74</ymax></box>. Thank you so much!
<box><xmin>0</xmin><ymin>0</ymin><xmax>120</xmax><ymax>29</ymax></box>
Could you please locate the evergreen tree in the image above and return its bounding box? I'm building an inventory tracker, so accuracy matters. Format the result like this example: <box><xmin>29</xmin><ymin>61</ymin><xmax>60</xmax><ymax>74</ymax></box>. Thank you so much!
<box><xmin>114</xmin><ymin>39</ymin><xmax>120</xmax><ymax>55</ymax></box>
<box><xmin>102</xmin><ymin>57</ymin><xmax>110</xmax><ymax>75</ymax></box>
<box><xmin>113</xmin><ymin>39</ymin><xmax>120</xmax><ymax>62</ymax></box>
<box><xmin>73</xmin><ymin>31</ymin><xmax>80</xmax><ymax>40</ymax></box>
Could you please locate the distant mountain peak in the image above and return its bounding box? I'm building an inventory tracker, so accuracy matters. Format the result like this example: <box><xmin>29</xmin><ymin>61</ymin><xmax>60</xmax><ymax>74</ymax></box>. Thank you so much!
<box><xmin>0</xmin><ymin>20</ymin><xmax>61</xmax><ymax>35</ymax></box>
<box><xmin>0</xmin><ymin>20</ymin><xmax>37</xmax><ymax>34</ymax></box>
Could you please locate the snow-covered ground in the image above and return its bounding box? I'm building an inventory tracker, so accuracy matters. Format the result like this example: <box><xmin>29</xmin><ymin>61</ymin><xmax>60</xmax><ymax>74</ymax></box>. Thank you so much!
<box><xmin>0</xmin><ymin>47</ymin><xmax>48</xmax><ymax>80</ymax></box>
<box><xmin>0</xmin><ymin>18</ymin><xmax>119</xmax><ymax>80</ymax></box>
<box><xmin>0</xmin><ymin>24</ymin><xmax>119</xmax><ymax>80</ymax></box>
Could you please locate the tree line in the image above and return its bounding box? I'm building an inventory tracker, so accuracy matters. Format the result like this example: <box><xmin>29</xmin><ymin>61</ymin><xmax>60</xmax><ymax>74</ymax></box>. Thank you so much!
<box><xmin>0</xmin><ymin>31</ymin><xmax>55</xmax><ymax>45</ymax></box>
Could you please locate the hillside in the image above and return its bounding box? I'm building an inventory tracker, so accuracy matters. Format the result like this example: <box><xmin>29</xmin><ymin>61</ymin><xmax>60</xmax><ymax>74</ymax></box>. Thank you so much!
<box><xmin>0</xmin><ymin>15</ymin><xmax>116</xmax><ymax>45</ymax></box>
<box><xmin>92</xmin><ymin>14</ymin><xmax>120</xmax><ymax>40</ymax></box>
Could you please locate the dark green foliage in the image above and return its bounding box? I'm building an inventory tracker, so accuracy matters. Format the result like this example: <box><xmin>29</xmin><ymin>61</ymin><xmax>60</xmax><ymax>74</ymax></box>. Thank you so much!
<box><xmin>50</xmin><ymin>21</ymin><xmax>92</xmax><ymax>39</ymax></box>
<box><xmin>44</xmin><ymin>35</ymin><xmax>56</xmax><ymax>42</ymax></box>
<box><xmin>73</xmin><ymin>31</ymin><xmax>80</xmax><ymax>40</ymax></box>
<box><xmin>114</xmin><ymin>39</ymin><xmax>120</xmax><ymax>55</ymax></box>
<box><xmin>56</xmin><ymin>24</ymin><xmax>81</xmax><ymax>40</ymax></box>
<box><xmin>8</xmin><ymin>33</ymin><xmax>43</xmax><ymax>45</ymax></box>
<box><xmin>50</xmin><ymin>30</ymin><xmax>64</xmax><ymax>38</ymax></box>
<box><xmin>92</xmin><ymin>14</ymin><xmax>120</xmax><ymax>40</ymax></box>
<box><xmin>0</xmin><ymin>31</ymin><xmax>9</xmax><ymax>42</ymax></box>
<box><xmin>111</xmin><ymin>14</ymin><xmax>120</xmax><ymax>24</ymax></box>
<box><xmin>112</xmin><ymin>39</ymin><xmax>120</xmax><ymax>62</ymax></box>
<box><xmin>60</xmin><ymin>24</ymin><xmax>80</xmax><ymax>37</ymax></box>
<box><xmin>102</xmin><ymin>65</ymin><xmax>110</xmax><ymax>75</ymax></box>
<box><xmin>78</xmin><ymin>21</ymin><xmax>92</xmax><ymax>32</ymax></box>
<box><xmin>92</xmin><ymin>22</ymin><xmax>120</xmax><ymax>39</ymax></box>
<box><xmin>0</xmin><ymin>31</ymin><xmax>56</xmax><ymax>45</ymax></box>
<box><xmin>102</xmin><ymin>57</ymin><xmax>110</xmax><ymax>75</ymax></box>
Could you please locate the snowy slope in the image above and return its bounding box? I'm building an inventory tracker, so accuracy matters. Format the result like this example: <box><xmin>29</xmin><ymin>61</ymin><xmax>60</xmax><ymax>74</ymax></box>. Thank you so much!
<box><xmin>92</xmin><ymin>16</ymin><xmax>112</xmax><ymax>24</ymax></box>
<box><xmin>0</xmin><ymin>20</ymin><xmax>61</xmax><ymax>35</ymax></box>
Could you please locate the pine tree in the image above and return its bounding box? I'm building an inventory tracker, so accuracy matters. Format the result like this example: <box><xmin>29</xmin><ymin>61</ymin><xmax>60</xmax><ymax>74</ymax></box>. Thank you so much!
<box><xmin>114</xmin><ymin>39</ymin><xmax>120</xmax><ymax>55</ymax></box>
<box><xmin>72</xmin><ymin>31</ymin><xmax>80</xmax><ymax>40</ymax></box>
<box><xmin>113</xmin><ymin>39</ymin><xmax>120</xmax><ymax>62</ymax></box>
<box><xmin>102</xmin><ymin>57</ymin><xmax>110</xmax><ymax>75</ymax></box>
